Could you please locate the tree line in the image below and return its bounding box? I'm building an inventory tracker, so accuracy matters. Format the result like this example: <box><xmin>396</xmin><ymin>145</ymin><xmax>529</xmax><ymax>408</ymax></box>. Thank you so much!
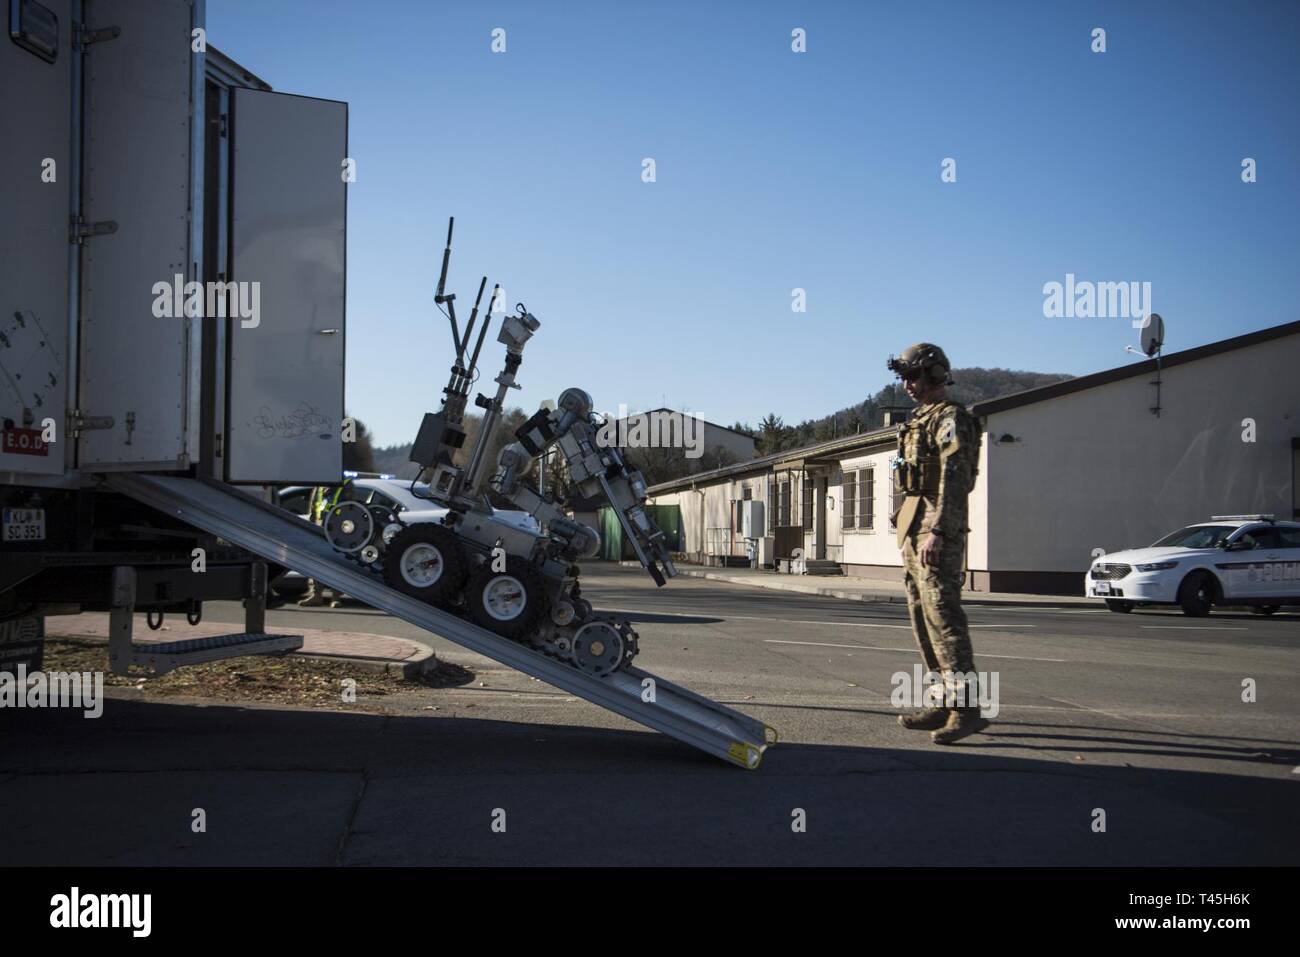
<box><xmin>355</xmin><ymin>365</ymin><xmax>1069</xmax><ymax>493</ymax></box>
<box><xmin>731</xmin><ymin>366</ymin><xmax>1071</xmax><ymax>456</ymax></box>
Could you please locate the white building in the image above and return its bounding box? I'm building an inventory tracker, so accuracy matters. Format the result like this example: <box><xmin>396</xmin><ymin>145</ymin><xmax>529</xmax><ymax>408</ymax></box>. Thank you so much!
<box><xmin>647</xmin><ymin>320</ymin><xmax>1300</xmax><ymax>593</ymax></box>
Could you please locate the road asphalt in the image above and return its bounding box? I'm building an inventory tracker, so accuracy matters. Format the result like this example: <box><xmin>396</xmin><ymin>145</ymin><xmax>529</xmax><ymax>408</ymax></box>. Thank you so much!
<box><xmin>3</xmin><ymin>563</ymin><xmax>1295</xmax><ymax>865</ymax></box>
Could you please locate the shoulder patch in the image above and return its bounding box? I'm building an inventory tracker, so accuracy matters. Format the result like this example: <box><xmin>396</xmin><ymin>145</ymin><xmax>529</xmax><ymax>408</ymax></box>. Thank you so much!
<box><xmin>937</xmin><ymin>415</ymin><xmax>957</xmax><ymax>446</ymax></box>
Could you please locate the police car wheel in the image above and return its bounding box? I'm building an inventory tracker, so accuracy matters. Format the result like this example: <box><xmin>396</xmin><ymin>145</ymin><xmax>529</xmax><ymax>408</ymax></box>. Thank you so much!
<box><xmin>1104</xmin><ymin>599</ymin><xmax>1134</xmax><ymax>613</ymax></box>
<box><xmin>1177</xmin><ymin>572</ymin><xmax>1215</xmax><ymax>617</ymax></box>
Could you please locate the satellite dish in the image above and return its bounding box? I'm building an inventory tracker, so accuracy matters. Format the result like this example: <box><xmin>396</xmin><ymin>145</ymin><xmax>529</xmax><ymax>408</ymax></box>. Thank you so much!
<box><xmin>1140</xmin><ymin>313</ymin><xmax>1165</xmax><ymax>357</ymax></box>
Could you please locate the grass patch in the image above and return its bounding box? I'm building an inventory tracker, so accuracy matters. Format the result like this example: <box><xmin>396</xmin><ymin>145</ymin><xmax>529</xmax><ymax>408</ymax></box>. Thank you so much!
<box><xmin>42</xmin><ymin>636</ymin><xmax>473</xmax><ymax>709</ymax></box>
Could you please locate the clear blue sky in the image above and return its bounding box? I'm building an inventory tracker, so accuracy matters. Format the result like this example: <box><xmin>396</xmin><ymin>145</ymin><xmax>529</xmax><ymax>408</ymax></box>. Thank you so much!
<box><xmin>208</xmin><ymin>0</ymin><xmax>1300</xmax><ymax>447</ymax></box>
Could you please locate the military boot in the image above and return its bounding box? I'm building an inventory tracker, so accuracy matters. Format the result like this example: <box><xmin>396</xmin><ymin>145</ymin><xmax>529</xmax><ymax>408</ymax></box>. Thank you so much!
<box><xmin>931</xmin><ymin>709</ymin><xmax>989</xmax><ymax>745</ymax></box>
<box><xmin>298</xmin><ymin>581</ymin><xmax>327</xmax><ymax>607</ymax></box>
<box><xmin>898</xmin><ymin>708</ymin><xmax>949</xmax><ymax>731</ymax></box>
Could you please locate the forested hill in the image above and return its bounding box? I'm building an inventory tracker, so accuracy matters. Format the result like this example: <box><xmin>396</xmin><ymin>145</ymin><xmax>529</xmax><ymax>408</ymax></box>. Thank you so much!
<box><xmin>731</xmin><ymin>367</ymin><xmax>1072</xmax><ymax>455</ymax></box>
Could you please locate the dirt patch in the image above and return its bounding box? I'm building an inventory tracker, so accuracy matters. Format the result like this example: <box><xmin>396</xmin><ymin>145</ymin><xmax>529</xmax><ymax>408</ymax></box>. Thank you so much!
<box><xmin>42</xmin><ymin>636</ymin><xmax>475</xmax><ymax>710</ymax></box>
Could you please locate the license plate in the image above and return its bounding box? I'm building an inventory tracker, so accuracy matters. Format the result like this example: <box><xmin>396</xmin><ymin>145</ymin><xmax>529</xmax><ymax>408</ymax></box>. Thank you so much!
<box><xmin>2</xmin><ymin>507</ymin><xmax>45</xmax><ymax>542</ymax></box>
<box><xmin>1094</xmin><ymin>581</ymin><xmax>1111</xmax><ymax>595</ymax></box>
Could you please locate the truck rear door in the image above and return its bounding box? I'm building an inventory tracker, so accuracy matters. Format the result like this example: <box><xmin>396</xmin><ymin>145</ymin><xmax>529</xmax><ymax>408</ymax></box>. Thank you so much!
<box><xmin>0</xmin><ymin>0</ymin><xmax>73</xmax><ymax>476</ymax></box>
<box><xmin>224</xmin><ymin>89</ymin><xmax>346</xmax><ymax>484</ymax></box>
<box><xmin>77</xmin><ymin>0</ymin><xmax>200</xmax><ymax>469</ymax></box>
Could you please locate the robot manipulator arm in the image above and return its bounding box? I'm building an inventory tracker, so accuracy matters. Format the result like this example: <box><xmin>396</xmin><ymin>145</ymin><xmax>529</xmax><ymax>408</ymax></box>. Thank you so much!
<box><xmin>508</xmin><ymin>392</ymin><xmax>678</xmax><ymax>585</ymax></box>
<box><xmin>490</xmin><ymin>441</ymin><xmax>600</xmax><ymax>560</ymax></box>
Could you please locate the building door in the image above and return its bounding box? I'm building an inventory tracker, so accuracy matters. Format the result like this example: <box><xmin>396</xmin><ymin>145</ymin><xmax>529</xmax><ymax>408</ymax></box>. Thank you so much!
<box><xmin>800</xmin><ymin>472</ymin><xmax>814</xmax><ymax>558</ymax></box>
<box><xmin>1293</xmin><ymin>438</ymin><xmax>1299</xmax><ymax>519</ymax></box>
<box><xmin>815</xmin><ymin>476</ymin><xmax>828</xmax><ymax>559</ymax></box>
<box><xmin>773</xmin><ymin>472</ymin><xmax>801</xmax><ymax>559</ymax></box>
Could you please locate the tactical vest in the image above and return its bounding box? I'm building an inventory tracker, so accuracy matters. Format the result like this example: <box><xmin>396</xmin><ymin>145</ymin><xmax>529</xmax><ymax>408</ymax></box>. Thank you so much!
<box><xmin>893</xmin><ymin>403</ymin><xmax>979</xmax><ymax>497</ymax></box>
<box><xmin>894</xmin><ymin>410</ymin><xmax>941</xmax><ymax>496</ymax></box>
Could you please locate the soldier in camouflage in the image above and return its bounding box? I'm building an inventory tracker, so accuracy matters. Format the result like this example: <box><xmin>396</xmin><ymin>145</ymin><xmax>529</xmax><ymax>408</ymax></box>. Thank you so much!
<box><xmin>887</xmin><ymin>343</ymin><xmax>989</xmax><ymax>744</ymax></box>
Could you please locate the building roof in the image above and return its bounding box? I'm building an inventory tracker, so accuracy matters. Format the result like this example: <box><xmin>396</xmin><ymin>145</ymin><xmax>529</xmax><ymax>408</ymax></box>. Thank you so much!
<box><xmin>646</xmin><ymin>426</ymin><xmax>896</xmax><ymax>495</ymax></box>
<box><xmin>970</xmin><ymin>319</ymin><xmax>1300</xmax><ymax>417</ymax></box>
<box><xmin>648</xmin><ymin>320</ymin><xmax>1300</xmax><ymax>495</ymax></box>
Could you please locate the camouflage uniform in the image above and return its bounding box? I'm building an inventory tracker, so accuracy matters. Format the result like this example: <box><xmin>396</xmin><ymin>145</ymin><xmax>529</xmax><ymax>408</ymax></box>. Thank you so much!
<box><xmin>893</xmin><ymin>399</ymin><xmax>982</xmax><ymax>711</ymax></box>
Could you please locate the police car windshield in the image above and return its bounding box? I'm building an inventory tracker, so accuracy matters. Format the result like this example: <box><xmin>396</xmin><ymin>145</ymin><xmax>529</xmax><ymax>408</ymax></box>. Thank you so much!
<box><xmin>1151</xmin><ymin>525</ymin><xmax>1235</xmax><ymax>548</ymax></box>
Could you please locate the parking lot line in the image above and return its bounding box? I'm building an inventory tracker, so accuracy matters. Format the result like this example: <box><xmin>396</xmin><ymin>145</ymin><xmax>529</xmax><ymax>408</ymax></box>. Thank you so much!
<box><xmin>675</xmin><ymin>612</ymin><xmax>912</xmax><ymax>630</ymax></box>
<box><xmin>971</xmin><ymin>609</ymin><xmax>1105</xmax><ymax>615</ymax></box>
<box><xmin>763</xmin><ymin>639</ymin><xmax>1067</xmax><ymax>662</ymax></box>
<box><xmin>1139</xmin><ymin>625</ymin><xmax>1248</xmax><ymax>631</ymax></box>
<box><xmin>713</xmin><ymin>613</ymin><xmax>1036</xmax><ymax>631</ymax></box>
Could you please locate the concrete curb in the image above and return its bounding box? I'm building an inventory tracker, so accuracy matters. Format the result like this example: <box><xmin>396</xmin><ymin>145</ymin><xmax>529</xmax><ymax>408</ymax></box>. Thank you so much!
<box><xmin>672</xmin><ymin>567</ymin><xmax>911</xmax><ymax>604</ymax></box>
<box><xmin>44</xmin><ymin>614</ymin><xmax>439</xmax><ymax>679</ymax></box>
<box><xmin>294</xmin><ymin>647</ymin><xmax>438</xmax><ymax>679</ymax></box>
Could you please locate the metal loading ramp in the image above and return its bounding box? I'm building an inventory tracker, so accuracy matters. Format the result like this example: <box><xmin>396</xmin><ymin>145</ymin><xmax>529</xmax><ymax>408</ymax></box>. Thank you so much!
<box><xmin>104</xmin><ymin>473</ymin><xmax>777</xmax><ymax>769</ymax></box>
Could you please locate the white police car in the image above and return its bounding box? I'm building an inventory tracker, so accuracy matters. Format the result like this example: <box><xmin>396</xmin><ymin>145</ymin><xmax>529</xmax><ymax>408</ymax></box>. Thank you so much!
<box><xmin>1086</xmin><ymin>516</ymin><xmax>1300</xmax><ymax>616</ymax></box>
<box><xmin>271</xmin><ymin>475</ymin><xmax>539</xmax><ymax>597</ymax></box>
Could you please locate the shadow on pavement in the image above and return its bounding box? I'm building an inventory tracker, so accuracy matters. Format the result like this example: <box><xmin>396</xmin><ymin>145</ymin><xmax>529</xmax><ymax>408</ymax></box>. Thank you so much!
<box><xmin>1</xmin><ymin>697</ymin><xmax>1294</xmax><ymax>867</ymax></box>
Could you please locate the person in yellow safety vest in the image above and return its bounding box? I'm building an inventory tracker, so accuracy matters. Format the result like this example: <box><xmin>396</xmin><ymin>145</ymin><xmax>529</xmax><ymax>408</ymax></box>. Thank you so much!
<box><xmin>299</xmin><ymin>483</ymin><xmax>347</xmax><ymax>607</ymax></box>
<box><xmin>309</xmin><ymin>484</ymin><xmax>343</xmax><ymax>524</ymax></box>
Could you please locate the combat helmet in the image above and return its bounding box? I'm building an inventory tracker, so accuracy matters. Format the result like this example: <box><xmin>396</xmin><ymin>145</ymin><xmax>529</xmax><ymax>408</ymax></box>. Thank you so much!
<box><xmin>887</xmin><ymin>342</ymin><xmax>953</xmax><ymax>385</ymax></box>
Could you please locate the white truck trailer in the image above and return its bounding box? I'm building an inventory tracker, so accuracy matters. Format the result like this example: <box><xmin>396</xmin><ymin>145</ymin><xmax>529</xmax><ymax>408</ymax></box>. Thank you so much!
<box><xmin>1</xmin><ymin>0</ymin><xmax>774</xmax><ymax>767</ymax></box>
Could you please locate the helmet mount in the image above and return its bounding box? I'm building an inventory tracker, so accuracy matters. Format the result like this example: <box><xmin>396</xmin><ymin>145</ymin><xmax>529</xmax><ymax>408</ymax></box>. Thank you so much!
<box><xmin>887</xmin><ymin>342</ymin><xmax>953</xmax><ymax>386</ymax></box>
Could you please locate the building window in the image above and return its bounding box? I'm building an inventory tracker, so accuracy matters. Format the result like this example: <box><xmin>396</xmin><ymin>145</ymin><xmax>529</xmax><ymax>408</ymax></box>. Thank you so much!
<box><xmin>889</xmin><ymin>462</ymin><xmax>902</xmax><ymax>529</ymax></box>
<box><xmin>801</xmin><ymin>475</ymin><xmax>813</xmax><ymax>531</ymax></box>
<box><xmin>860</xmin><ymin>467</ymin><xmax>874</xmax><ymax>530</ymax></box>
<box><xmin>842</xmin><ymin>470</ymin><xmax>856</xmax><ymax>530</ymax></box>
<box><xmin>776</xmin><ymin>478</ymin><xmax>791</xmax><ymax>526</ymax></box>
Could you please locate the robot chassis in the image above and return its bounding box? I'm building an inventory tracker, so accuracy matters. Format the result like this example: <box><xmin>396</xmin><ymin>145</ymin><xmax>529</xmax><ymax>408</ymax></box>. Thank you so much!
<box><xmin>322</xmin><ymin>219</ymin><xmax>677</xmax><ymax>677</ymax></box>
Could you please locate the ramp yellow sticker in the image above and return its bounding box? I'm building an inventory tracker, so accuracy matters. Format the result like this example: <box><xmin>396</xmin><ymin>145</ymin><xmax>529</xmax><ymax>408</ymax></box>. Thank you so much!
<box><xmin>728</xmin><ymin>741</ymin><xmax>762</xmax><ymax>769</ymax></box>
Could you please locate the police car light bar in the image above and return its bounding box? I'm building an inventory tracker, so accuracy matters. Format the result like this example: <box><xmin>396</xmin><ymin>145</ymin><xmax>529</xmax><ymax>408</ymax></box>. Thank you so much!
<box><xmin>1211</xmin><ymin>514</ymin><xmax>1275</xmax><ymax>521</ymax></box>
